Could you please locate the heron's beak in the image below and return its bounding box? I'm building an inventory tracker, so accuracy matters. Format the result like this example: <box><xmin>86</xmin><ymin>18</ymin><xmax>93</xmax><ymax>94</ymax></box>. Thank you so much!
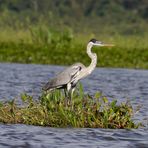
<box><xmin>96</xmin><ymin>41</ymin><xmax>115</xmax><ymax>47</ymax></box>
<box><xmin>101</xmin><ymin>43</ymin><xmax>115</xmax><ymax>47</ymax></box>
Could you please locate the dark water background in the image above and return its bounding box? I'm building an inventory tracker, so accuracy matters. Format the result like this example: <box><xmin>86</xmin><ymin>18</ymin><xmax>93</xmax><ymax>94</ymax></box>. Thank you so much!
<box><xmin>0</xmin><ymin>63</ymin><xmax>147</xmax><ymax>148</ymax></box>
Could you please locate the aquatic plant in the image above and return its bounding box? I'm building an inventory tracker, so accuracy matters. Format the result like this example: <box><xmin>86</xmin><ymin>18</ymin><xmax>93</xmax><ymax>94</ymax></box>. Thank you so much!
<box><xmin>0</xmin><ymin>86</ymin><xmax>140</xmax><ymax>129</ymax></box>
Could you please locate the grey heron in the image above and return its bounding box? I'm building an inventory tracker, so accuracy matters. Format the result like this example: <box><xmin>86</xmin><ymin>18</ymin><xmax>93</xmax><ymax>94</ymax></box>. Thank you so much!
<box><xmin>42</xmin><ymin>39</ymin><xmax>114</xmax><ymax>97</ymax></box>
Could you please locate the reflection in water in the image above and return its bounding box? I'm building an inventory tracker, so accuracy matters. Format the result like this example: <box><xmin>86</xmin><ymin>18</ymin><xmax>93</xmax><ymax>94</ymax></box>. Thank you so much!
<box><xmin>0</xmin><ymin>63</ymin><xmax>148</xmax><ymax>148</ymax></box>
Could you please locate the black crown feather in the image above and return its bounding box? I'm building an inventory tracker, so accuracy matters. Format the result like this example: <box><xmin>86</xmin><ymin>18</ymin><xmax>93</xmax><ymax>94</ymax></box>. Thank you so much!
<box><xmin>89</xmin><ymin>38</ymin><xmax>97</xmax><ymax>43</ymax></box>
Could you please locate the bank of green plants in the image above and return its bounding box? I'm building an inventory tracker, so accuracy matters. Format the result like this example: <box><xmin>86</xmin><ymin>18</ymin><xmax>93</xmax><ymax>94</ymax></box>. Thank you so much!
<box><xmin>0</xmin><ymin>26</ymin><xmax>148</xmax><ymax>69</ymax></box>
<box><xmin>0</xmin><ymin>86</ymin><xmax>141</xmax><ymax>128</ymax></box>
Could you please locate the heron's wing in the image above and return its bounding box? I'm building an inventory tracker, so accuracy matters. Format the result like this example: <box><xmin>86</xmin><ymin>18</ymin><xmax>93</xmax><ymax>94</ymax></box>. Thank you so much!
<box><xmin>42</xmin><ymin>64</ymin><xmax>85</xmax><ymax>91</ymax></box>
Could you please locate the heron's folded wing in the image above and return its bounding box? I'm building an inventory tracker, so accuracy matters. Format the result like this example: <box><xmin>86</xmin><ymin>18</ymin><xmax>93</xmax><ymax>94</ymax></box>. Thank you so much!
<box><xmin>43</xmin><ymin>65</ymin><xmax>82</xmax><ymax>90</ymax></box>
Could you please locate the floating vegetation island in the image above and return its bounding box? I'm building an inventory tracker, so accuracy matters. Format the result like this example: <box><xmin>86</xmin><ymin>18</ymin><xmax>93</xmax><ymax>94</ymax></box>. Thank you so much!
<box><xmin>0</xmin><ymin>86</ymin><xmax>140</xmax><ymax>129</ymax></box>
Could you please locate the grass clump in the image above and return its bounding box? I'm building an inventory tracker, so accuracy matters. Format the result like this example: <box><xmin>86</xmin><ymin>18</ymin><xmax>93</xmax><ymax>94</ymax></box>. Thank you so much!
<box><xmin>0</xmin><ymin>87</ymin><xmax>140</xmax><ymax>129</ymax></box>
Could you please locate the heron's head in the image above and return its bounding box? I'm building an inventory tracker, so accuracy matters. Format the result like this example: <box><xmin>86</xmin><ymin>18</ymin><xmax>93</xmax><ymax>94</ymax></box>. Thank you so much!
<box><xmin>89</xmin><ymin>38</ymin><xmax>114</xmax><ymax>47</ymax></box>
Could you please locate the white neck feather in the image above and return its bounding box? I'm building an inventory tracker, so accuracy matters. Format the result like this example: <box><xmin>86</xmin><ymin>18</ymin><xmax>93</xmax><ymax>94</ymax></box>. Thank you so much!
<box><xmin>86</xmin><ymin>42</ymin><xmax>97</xmax><ymax>74</ymax></box>
<box><xmin>74</xmin><ymin>42</ymin><xmax>97</xmax><ymax>81</ymax></box>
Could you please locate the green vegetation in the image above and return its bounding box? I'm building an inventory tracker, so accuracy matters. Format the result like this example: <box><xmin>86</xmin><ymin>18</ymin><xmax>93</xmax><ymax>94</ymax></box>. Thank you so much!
<box><xmin>0</xmin><ymin>86</ymin><xmax>140</xmax><ymax>128</ymax></box>
<box><xmin>0</xmin><ymin>0</ymin><xmax>148</xmax><ymax>33</ymax></box>
<box><xmin>0</xmin><ymin>0</ymin><xmax>148</xmax><ymax>68</ymax></box>
<box><xmin>0</xmin><ymin>27</ymin><xmax>147</xmax><ymax>68</ymax></box>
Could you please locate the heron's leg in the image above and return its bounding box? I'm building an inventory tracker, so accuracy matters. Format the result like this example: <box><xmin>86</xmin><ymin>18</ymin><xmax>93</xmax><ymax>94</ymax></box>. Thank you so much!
<box><xmin>69</xmin><ymin>86</ymin><xmax>76</xmax><ymax>109</ymax></box>
<box><xmin>64</xmin><ymin>88</ymin><xmax>68</xmax><ymax>106</ymax></box>
<box><xmin>67</xmin><ymin>83</ymin><xmax>71</xmax><ymax>93</ymax></box>
<box><xmin>64</xmin><ymin>88</ymin><xmax>67</xmax><ymax>97</ymax></box>
<box><xmin>66</xmin><ymin>90</ymin><xmax>72</xmax><ymax>108</ymax></box>
<box><xmin>71</xmin><ymin>87</ymin><xmax>75</xmax><ymax>99</ymax></box>
<box><xmin>66</xmin><ymin>83</ymin><xmax>72</xmax><ymax>105</ymax></box>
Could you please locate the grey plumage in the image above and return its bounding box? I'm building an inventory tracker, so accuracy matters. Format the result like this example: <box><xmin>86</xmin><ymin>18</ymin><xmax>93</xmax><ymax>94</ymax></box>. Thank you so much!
<box><xmin>43</xmin><ymin>63</ymin><xmax>85</xmax><ymax>91</ymax></box>
<box><xmin>42</xmin><ymin>39</ymin><xmax>114</xmax><ymax>96</ymax></box>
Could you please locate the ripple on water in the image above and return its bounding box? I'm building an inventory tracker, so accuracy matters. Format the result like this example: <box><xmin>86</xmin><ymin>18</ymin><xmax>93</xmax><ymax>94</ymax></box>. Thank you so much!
<box><xmin>0</xmin><ymin>124</ymin><xmax>148</xmax><ymax>148</ymax></box>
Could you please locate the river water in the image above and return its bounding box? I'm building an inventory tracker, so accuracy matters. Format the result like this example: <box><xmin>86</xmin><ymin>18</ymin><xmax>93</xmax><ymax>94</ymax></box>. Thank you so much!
<box><xmin>0</xmin><ymin>63</ymin><xmax>147</xmax><ymax>148</ymax></box>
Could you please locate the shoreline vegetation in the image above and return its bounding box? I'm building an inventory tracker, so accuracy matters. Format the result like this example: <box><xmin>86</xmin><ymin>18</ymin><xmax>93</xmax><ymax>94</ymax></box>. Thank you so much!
<box><xmin>0</xmin><ymin>1</ymin><xmax>148</xmax><ymax>69</ymax></box>
<box><xmin>0</xmin><ymin>86</ymin><xmax>141</xmax><ymax>129</ymax></box>
<box><xmin>0</xmin><ymin>26</ymin><xmax>148</xmax><ymax>69</ymax></box>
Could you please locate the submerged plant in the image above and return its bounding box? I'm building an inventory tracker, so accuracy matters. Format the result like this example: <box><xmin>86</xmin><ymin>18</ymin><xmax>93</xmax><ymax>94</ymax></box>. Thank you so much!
<box><xmin>0</xmin><ymin>86</ymin><xmax>141</xmax><ymax>129</ymax></box>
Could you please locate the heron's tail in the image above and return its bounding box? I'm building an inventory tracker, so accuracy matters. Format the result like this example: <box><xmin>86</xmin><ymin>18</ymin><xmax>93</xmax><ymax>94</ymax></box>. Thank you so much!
<box><xmin>42</xmin><ymin>82</ymin><xmax>52</xmax><ymax>91</ymax></box>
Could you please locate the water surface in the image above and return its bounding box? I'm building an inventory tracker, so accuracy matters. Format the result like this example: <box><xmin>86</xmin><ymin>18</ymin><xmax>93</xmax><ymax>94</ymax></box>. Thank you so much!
<box><xmin>0</xmin><ymin>63</ymin><xmax>147</xmax><ymax>148</ymax></box>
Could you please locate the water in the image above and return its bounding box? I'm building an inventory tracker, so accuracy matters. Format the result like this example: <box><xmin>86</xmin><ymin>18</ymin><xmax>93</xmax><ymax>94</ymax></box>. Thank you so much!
<box><xmin>0</xmin><ymin>63</ymin><xmax>148</xmax><ymax>148</ymax></box>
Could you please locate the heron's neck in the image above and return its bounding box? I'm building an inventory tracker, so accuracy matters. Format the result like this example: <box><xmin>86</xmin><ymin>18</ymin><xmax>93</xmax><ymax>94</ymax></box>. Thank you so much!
<box><xmin>86</xmin><ymin>43</ymin><xmax>97</xmax><ymax>74</ymax></box>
